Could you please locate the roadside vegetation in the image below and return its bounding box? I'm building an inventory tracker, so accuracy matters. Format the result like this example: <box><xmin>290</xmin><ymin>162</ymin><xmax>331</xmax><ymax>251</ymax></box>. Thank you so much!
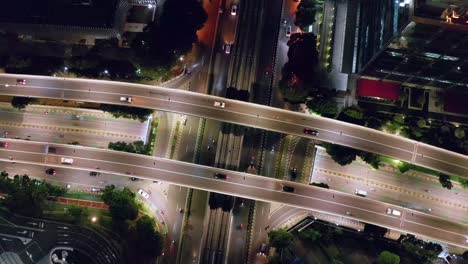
<box><xmin>108</xmin><ymin>140</ymin><xmax>152</xmax><ymax>155</ymax></box>
<box><xmin>0</xmin><ymin>171</ymin><xmax>66</xmax><ymax>217</ymax></box>
<box><xmin>101</xmin><ymin>185</ymin><xmax>164</xmax><ymax>263</ymax></box>
<box><xmin>294</xmin><ymin>0</ymin><xmax>323</xmax><ymax>31</ymax></box>
<box><xmin>99</xmin><ymin>104</ymin><xmax>153</xmax><ymax>122</ymax></box>
<box><xmin>267</xmin><ymin>220</ymin><xmax>445</xmax><ymax>264</ymax></box>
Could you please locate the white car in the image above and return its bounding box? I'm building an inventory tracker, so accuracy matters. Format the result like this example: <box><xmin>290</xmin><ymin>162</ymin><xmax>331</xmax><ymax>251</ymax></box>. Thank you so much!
<box><xmin>231</xmin><ymin>4</ymin><xmax>238</xmax><ymax>15</ymax></box>
<box><xmin>138</xmin><ymin>189</ymin><xmax>150</xmax><ymax>199</ymax></box>
<box><xmin>224</xmin><ymin>43</ymin><xmax>232</xmax><ymax>54</ymax></box>
<box><xmin>120</xmin><ymin>96</ymin><xmax>132</xmax><ymax>103</ymax></box>
<box><xmin>386</xmin><ymin>208</ymin><xmax>401</xmax><ymax>216</ymax></box>
<box><xmin>60</xmin><ymin>157</ymin><xmax>74</xmax><ymax>165</ymax></box>
<box><xmin>354</xmin><ymin>189</ymin><xmax>367</xmax><ymax>197</ymax></box>
<box><xmin>214</xmin><ymin>101</ymin><xmax>226</xmax><ymax>108</ymax></box>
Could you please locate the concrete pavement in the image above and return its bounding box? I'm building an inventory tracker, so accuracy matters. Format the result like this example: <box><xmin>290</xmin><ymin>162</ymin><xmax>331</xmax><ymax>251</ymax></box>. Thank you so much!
<box><xmin>1</xmin><ymin>140</ymin><xmax>466</xmax><ymax>249</ymax></box>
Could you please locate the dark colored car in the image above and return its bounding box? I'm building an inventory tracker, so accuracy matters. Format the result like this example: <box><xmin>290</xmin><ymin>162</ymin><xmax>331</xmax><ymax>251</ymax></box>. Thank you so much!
<box><xmin>259</xmin><ymin>243</ymin><xmax>268</xmax><ymax>255</ymax></box>
<box><xmin>130</xmin><ymin>177</ymin><xmax>138</xmax><ymax>181</ymax></box>
<box><xmin>0</xmin><ymin>142</ymin><xmax>8</xmax><ymax>148</ymax></box>
<box><xmin>45</xmin><ymin>168</ymin><xmax>56</xmax><ymax>176</ymax></box>
<box><xmin>290</xmin><ymin>168</ymin><xmax>297</xmax><ymax>179</ymax></box>
<box><xmin>16</xmin><ymin>79</ymin><xmax>26</xmax><ymax>85</ymax></box>
<box><xmin>89</xmin><ymin>171</ymin><xmax>100</xmax><ymax>177</ymax></box>
<box><xmin>48</xmin><ymin>147</ymin><xmax>57</xmax><ymax>154</ymax></box>
<box><xmin>214</xmin><ymin>173</ymin><xmax>227</xmax><ymax>180</ymax></box>
<box><xmin>282</xmin><ymin>186</ymin><xmax>295</xmax><ymax>192</ymax></box>
<box><xmin>303</xmin><ymin>128</ymin><xmax>319</xmax><ymax>136</ymax></box>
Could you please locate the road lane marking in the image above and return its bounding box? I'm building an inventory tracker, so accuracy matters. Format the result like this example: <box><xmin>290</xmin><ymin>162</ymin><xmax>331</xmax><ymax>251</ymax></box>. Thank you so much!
<box><xmin>315</xmin><ymin>168</ymin><xmax>468</xmax><ymax>211</ymax></box>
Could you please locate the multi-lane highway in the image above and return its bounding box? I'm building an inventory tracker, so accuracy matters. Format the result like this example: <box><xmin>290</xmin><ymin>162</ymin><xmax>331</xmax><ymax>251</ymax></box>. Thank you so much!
<box><xmin>1</xmin><ymin>139</ymin><xmax>466</xmax><ymax>249</ymax></box>
<box><xmin>1</xmin><ymin>73</ymin><xmax>466</xmax><ymax>178</ymax></box>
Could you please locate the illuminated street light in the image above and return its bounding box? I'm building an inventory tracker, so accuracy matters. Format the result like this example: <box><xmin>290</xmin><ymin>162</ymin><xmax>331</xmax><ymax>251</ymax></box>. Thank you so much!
<box><xmin>104</xmin><ymin>70</ymin><xmax>109</xmax><ymax>74</ymax></box>
<box><xmin>148</xmin><ymin>4</ymin><xmax>154</xmax><ymax>8</ymax></box>
<box><xmin>179</xmin><ymin>56</ymin><xmax>185</xmax><ymax>62</ymax></box>
<box><xmin>91</xmin><ymin>216</ymin><xmax>97</xmax><ymax>223</ymax></box>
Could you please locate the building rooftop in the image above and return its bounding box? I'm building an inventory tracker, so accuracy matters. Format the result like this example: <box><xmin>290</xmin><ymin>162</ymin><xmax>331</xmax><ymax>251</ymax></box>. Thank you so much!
<box><xmin>0</xmin><ymin>0</ymin><xmax>118</xmax><ymax>28</ymax></box>
<box><xmin>360</xmin><ymin>22</ymin><xmax>468</xmax><ymax>91</ymax></box>
<box><xmin>357</xmin><ymin>78</ymin><xmax>400</xmax><ymax>101</ymax></box>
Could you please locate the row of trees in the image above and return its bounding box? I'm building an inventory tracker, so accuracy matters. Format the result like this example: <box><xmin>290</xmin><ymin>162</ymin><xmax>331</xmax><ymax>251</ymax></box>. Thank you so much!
<box><xmin>323</xmin><ymin>143</ymin><xmax>381</xmax><ymax>169</ymax></box>
<box><xmin>99</xmin><ymin>104</ymin><xmax>153</xmax><ymax>123</ymax></box>
<box><xmin>277</xmin><ymin>31</ymin><xmax>339</xmax><ymax>118</ymax></box>
<box><xmin>272</xmin><ymin>220</ymin><xmax>441</xmax><ymax>264</ymax></box>
<box><xmin>11</xmin><ymin>97</ymin><xmax>38</xmax><ymax>110</ymax></box>
<box><xmin>10</xmin><ymin>97</ymin><xmax>153</xmax><ymax>124</ymax></box>
<box><xmin>0</xmin><ymin>171</ymin><xmax>66</xmax><ymax>217</ymax></box>
<box><xmin>294</xmin><ymin>0</ymin><xmax>321</xmax><ymax>31</ymax></box>
<box><xmin>108</xmin><ymin>140</ymin><xmax>152</xmax><ymax>155</ymax></box>
<box><xmin>130</xmin><ymin>0</ymin><xmax>207</xmax><ymax>75</ymax></box>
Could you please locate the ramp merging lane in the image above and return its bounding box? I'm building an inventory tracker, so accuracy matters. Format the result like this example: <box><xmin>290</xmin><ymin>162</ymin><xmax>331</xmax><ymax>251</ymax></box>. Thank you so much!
<box><xmin>0</xmin><ymin>74</ymin><xmax>467</xmax><ymax>177</ymax></box>
<box><xmin>0</xmin><ymin>139</ymin><xmax>467</xmax><ymax>249</ymax></box>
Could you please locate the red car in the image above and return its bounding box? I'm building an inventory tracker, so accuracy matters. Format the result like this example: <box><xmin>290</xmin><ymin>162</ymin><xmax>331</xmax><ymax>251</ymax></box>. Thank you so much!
<box><xmin>303</xmin><ymin>128</ymin><xmax>319</xmax><ymax>136</ymax></box>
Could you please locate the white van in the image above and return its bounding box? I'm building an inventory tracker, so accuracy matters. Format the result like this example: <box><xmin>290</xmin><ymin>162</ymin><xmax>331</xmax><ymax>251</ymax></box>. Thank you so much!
<box><xmin>386</xmin><ymin>208</ymin><xmax>401</xmax><ymax>216</ymax></box>
<box><xmin>60</xmin><ymin>157</ymin><xmax>74</xmax><ymax>165</ymax></box>
<box><xmin>214</xmin><ymin>101</ymin><xmax>226</xmax><ymax>108</ymax></box>
<box><xmin>354</xmin><ymin>189</ymin><xmax>367</xmax><ymax>197</ymax></box>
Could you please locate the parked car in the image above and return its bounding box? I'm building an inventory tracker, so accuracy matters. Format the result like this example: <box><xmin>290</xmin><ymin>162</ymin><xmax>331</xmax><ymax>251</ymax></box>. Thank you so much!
<box><xmin>16</xmin><ymin>79</ymin><xmax>26</xmax><ymax>85</ymax></box>
<box><xmin>91</xmin><ymin>187</ymin><xmax>102</xmax><ymax>192</ymax></box>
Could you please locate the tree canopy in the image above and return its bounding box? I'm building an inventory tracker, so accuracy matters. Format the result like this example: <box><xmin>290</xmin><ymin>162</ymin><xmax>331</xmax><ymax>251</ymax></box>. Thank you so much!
<box><xmin>11</xmin><ymin>97</ymin><xmax>37</xmax><ymax>110</ymax></box>
<box><xmin>323</xmin><ymin>143</ymin><xmax>360</xmax><ymax>166</ymax></box>
<box><xmin>0</xmin><ymin>172</ymin><xmax>66</xmax><ymax>217</ymax></box>
<box><xmin>377</xmin><ymin>251</ymin><xmax>400</xmax><ymax>264</ymax></box>
<box><xmin>108</xmin><ymin>140</ymin><xmax>151</xmax><ymax>155</ymax></box>
<box><xmin>132</xmin><ymin>0</ymin><xmax>207</xmax><ymax>66</ymax></box>
<box><xmin>101</xmin><ymin>185</ymin><xmax>138</xmax><ymax>222</ymax></box>
<box><xmin>295</xmin><ymin>0</ymin><xmax>318</xmax><ymax>30</ymax></box>
<box><xmin>438</xmin><ymin>173</ymin><xmax>453</xmax><ymax>190</ymax></box>
<box><xmin>268</xmin><ymin>228</ymin><xmax>293</xmax><ymax>250</ymax></box>
<box><xmin>99</xmin><ymin>104</ymin><xmax>153</xmax><ymax>122</ymax></box>
<box><xmin>278</xmin><ymin>32</ymin><xmax>321</xmax><ymax>103</ymax></box>
<box><xmin>135</xmin><ymin>215</ymin><xmax>164</xmax><ymax>257</ymax></box>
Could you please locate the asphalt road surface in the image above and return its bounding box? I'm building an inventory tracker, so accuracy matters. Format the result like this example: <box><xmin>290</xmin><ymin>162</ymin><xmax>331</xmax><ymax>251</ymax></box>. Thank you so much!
<box><xmin>1</xmin><ymin>139</ymin><xmax>466</xmax><ymax>249</ymax></box>
<box><xmin>0</xmin><ymin>74</ymin><xmax>466</xmax><ymax>178</ymax></box>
